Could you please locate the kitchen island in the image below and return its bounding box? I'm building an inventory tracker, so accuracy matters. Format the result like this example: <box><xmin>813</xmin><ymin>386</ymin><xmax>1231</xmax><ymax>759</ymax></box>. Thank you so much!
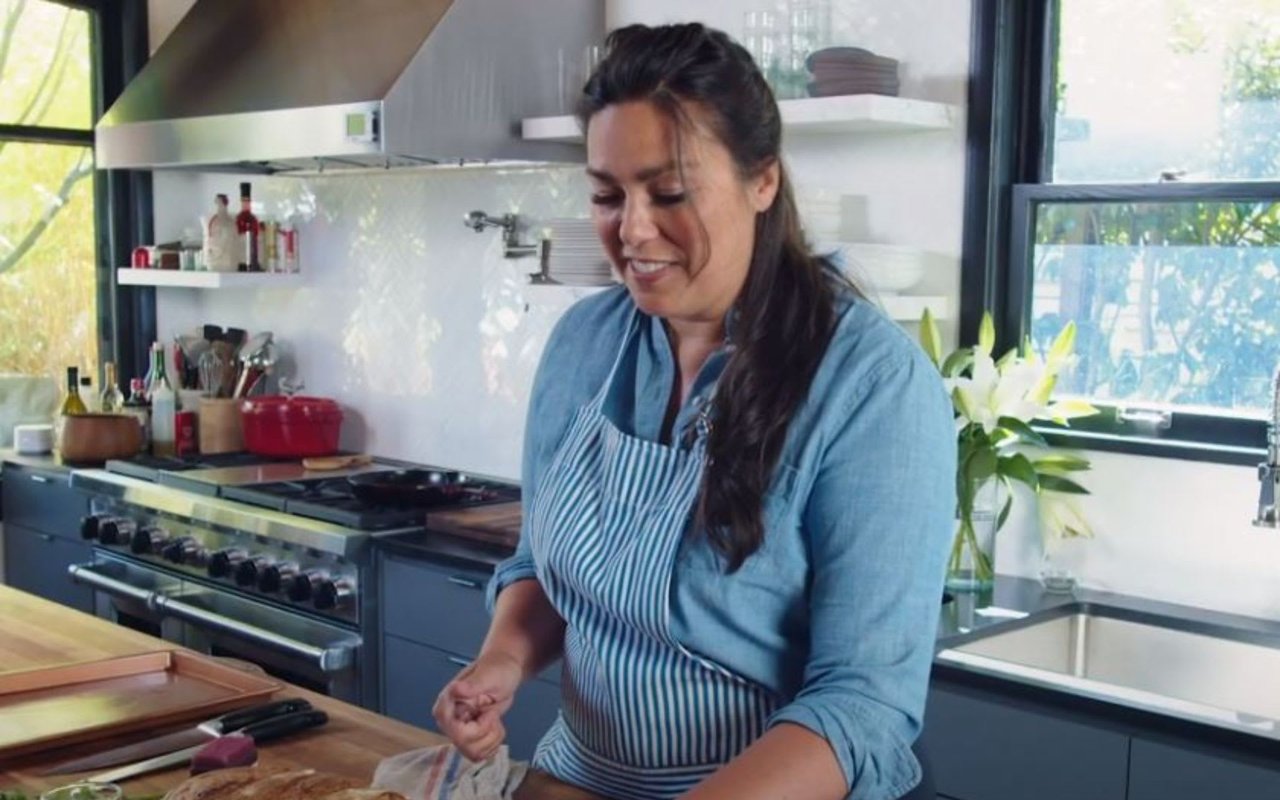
<box><xmin>0</xmin><ymin>585</ymin><xmax>599</xmax><ymax>799</ymax></box>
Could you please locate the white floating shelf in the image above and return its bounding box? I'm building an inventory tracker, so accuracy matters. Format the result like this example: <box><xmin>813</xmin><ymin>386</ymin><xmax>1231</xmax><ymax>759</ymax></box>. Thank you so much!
<box><xmin>117</xmin><ymin>268</ymin><xmax>301</xmax><ymax>289</ymax></box>
<box><xmin>522</xmin><ymin>94</ymin><xmax>957</xmax><ymax>143</ymax></box>
<box><xmin>880</xmin><ymin>295</ymin><xmax>951</xmax><ymax>322</ymax></box>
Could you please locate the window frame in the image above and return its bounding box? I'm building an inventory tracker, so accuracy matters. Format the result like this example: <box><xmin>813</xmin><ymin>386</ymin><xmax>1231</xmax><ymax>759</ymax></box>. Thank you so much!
<box><xmin>0</xmin><ymin>0</ymin><xmax>154</xmax><ymax>388</ymax></box>
<box><xmin>964</xmin><ymin>0</ymin><xmax>1274</xmax><ymax>466</ymax></box>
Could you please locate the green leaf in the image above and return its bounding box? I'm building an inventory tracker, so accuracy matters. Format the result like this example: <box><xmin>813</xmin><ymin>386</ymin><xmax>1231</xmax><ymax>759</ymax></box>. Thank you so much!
<box><xmin>978</xmin><ymin>312</ymin><xmax>996</xmax><ymax>356</ymax></box>
<box><xmin>996</xmin><ymin>491</ymin><xmax>1014</xmax><ymax>531</ymax></box>
<box><xmin>966</xmin><ymin>447</ymin><xmax>999</xmax><ymax>483</ymax></box>
<box><xmin>919</xmin><ymin>307</ymin><xmax>943</xmax><ymax>367</ymax></box>
<box><xmin>1039</xmin><ymin>474</ymin><xmax>1091</xmax><ymax>495</ymax></box>
<box><xmin>1033</xmin><ymin>453</ymin><xmax>1091</xmax><ymax>472</ymax></box>
<box><xmin>941</xmin><ymin>348</ymin><xmax>973</xmax><ymax>378</ymax></box>
<box><xmin>998</xmin><ymin>452</ymin><xmax>1040</xmax><ymax>489</ymax></box>
<box><xmin>997</xmin><ymin>417</ymin><xmax>1050</xmax><ymax>449</ymax></box>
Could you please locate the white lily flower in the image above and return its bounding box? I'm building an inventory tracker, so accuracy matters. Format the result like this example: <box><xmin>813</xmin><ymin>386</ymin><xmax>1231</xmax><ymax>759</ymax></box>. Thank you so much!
<box><xmin>948</xmin><ymin>350</ymin><xmax>1049</xmax><ymax>433</ymax></box>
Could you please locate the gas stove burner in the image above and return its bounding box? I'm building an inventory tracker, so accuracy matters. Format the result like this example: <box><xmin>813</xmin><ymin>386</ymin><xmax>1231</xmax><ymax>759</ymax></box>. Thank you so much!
<box><xmin>223</xmin><ymin>471</ymin><xmax>519</xmax><ymax>530</ymax></box>
<box><xmin>105</xmin><ymin>452</ymin><xmax>287</xmax><ymax>483</ymax></box>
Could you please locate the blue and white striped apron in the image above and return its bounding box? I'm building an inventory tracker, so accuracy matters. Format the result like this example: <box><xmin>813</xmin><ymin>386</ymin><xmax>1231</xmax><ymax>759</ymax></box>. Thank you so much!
<box><xmin>526</xmin><ymin>312</ymin><xmax>778</xmax><ymax>800</ymax></box>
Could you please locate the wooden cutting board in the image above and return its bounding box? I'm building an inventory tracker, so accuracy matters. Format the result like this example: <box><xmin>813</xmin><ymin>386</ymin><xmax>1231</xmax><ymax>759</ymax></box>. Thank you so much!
<box><xmin>424</xmin><ymin>501</ymin><xmax>522</xmax><ymax>547</ymax></box>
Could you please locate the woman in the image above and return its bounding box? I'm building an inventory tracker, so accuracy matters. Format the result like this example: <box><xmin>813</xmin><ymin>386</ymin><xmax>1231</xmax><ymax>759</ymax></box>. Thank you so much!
<box><xmin>434</xmin><ymin>23</ymin><xmax>955</xmax><ymax>800</ymax></box>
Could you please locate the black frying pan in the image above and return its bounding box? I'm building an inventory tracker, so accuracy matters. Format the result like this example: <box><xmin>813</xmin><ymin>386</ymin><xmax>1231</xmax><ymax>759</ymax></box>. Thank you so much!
<box><xmin>347</xmin><ymin>469</ymin><xmax>474</xmax><ymax>507</ymax></box>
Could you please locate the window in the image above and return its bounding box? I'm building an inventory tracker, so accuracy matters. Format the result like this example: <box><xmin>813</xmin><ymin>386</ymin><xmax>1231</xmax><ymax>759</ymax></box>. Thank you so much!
<box><xmin>968</xmin><ymin>0</ymin><xmax>1280</xmax><ymax>463</ymax></box>
<box><xmin>0</xmin><ymin>0</ymin><xmax>98</xmax><ymax>385</ymax></box>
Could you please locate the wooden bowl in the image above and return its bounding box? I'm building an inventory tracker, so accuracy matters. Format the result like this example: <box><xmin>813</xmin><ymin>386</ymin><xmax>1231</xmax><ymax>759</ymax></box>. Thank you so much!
<box><xmin>59</xmin><ymin>413</ymin><xmax>143</xmax><ymax>463</ymax></box>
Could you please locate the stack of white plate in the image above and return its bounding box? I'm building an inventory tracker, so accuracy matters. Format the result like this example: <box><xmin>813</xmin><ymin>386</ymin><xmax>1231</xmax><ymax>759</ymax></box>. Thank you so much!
<box><xmin>542</xmin><ymin>218</ymin><xmax>616</xmax><ymax>286</ymax></box>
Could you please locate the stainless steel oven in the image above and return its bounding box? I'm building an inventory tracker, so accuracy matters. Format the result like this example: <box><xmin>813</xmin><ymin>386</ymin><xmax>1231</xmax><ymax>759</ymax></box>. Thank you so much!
<box><xmin>72</xmin><ymin>552</ymin><xmax>363</xmax><ymax>701</ymax></box>
<box><xmin>67</xmin><ymin>468</ymin><xmax>385</xmax><ymax>707</ymax></box>
<box><xmin>71</xmin><ymin>552</ymin><xmax>363</xmax><ymax>701</ymax></box>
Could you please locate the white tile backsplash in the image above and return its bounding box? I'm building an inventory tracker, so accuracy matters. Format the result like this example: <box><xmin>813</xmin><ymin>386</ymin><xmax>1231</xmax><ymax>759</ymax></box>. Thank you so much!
<box><xmin>154</xmin><ymin>166</ymin><xmax>600</xmax><ymax>480</ymax></box>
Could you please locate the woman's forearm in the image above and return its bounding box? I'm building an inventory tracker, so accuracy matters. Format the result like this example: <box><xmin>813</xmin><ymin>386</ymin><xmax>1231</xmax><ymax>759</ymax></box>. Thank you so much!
<box><xmin>681</xmin><ymin>723</ymin><xmax>847</xmax><ymax>800</ymax></box>
<box><xmin>480</xmin><ymin>578</ymin><xmax>566</xmax><ymax>680</ymax></box>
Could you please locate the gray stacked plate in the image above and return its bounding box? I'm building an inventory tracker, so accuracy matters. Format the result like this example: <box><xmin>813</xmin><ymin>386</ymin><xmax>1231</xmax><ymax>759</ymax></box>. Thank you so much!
<box><xmin>805</xmin><ymin>47</ymin><xmax>900</xmax><ymax>98</ymax></box>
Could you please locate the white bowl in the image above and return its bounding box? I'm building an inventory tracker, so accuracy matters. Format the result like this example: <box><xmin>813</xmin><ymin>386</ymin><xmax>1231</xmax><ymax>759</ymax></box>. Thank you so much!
<box><xmin>820</xmin><ymin>242</ymin><xmax>928</xmax><ymax>294</ymax></box>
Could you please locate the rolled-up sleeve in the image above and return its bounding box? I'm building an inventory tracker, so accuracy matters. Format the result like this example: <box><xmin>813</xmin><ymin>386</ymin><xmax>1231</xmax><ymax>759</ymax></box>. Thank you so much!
<box><xmin>768</xmin><ymin>350</ymin><xmax>956</xmax><ymax>799</ymax></box>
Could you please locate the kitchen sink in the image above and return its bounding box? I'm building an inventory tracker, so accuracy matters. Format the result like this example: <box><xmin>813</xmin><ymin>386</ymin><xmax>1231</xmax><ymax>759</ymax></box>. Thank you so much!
<box><xmin>936</xmin><ymin>602</ymin><xmax>1280</xmax><ymax>739</ymax></box>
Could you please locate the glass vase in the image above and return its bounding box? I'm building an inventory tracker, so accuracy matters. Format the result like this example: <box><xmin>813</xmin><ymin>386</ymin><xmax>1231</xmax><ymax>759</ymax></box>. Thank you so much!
<box><xmin>946</xmin><ymin>480</ymin><xmax>999</xmax><ymax>592</ymax></box>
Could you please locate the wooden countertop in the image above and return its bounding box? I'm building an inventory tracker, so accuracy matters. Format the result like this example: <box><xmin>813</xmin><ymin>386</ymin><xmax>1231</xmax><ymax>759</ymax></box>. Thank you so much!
<box><xmin>0</xmin><ymin>586</ymin><xmax>599</xmax><ymax>799</ymax></box>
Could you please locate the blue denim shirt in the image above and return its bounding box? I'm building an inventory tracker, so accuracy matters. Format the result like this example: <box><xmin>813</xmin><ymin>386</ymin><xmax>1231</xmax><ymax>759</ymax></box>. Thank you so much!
<box><xmin>490</xmin><ymin>285</ymin><xmax>956</xmax><ymax>799</ymax></box>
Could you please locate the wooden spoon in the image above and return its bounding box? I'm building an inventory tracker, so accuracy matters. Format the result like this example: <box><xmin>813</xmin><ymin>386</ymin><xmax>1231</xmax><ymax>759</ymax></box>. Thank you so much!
<box><xmin>301</xmin><ymin>454</ymin><xmax>373</xmax><ymax>471</ymax></box>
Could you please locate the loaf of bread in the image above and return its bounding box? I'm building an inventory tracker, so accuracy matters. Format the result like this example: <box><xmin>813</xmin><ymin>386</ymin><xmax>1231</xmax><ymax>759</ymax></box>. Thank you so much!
<box><xmin>162</xmin><ymin>766</ymin><xmax>406</xmax><ymax>800</ymax></box>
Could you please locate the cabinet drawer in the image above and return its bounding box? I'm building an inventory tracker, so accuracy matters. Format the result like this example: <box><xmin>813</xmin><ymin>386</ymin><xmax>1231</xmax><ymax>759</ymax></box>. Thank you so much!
<box><xmin>2</xmin><ymin>466</ymin><xmax>89</xmax><ymax>541</ymax></box>
<box><xmin>924</xmin><ymin>684</ymin><xmax>1128</xmax><ymax>800</ymax></box>
<box><xmin>3</xmin><ymin>523</ymin><xmax>94</xmax><ymax>612</ymax></box>
<box><xmin>382</xmin><ymin>635</ymin><xmax>560</xmax><ymax>761</ymax></box>
<box><xmin>1128</xmin><ymin>738</ymin><xmax>1280</xmax><ymax>800</ymax></box>
<box><xmin>381</xmin><ymin>554</ymin><xmax>491</xmax><ymax>657</ymax></box>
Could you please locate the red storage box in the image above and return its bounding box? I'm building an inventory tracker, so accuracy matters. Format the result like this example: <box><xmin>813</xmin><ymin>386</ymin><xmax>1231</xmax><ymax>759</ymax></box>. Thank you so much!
<box><xmin>239</xmin><ymin>395</ymin><xmax>342</xmax><ymax>458</ymax></box>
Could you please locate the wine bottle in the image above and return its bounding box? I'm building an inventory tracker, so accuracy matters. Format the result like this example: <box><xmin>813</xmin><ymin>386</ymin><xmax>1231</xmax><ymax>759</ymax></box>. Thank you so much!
<box><xmin>79</xmin><ymin>374</ymin><xmax>97</xmax><ymax>412</ymax></box>
<box><xmin>150</xmin><ymin>343</ymin><xmax>177</xmax><ymax>457</ymax></box>
<box><xmin>101</xmin><ymin>362</ymin><xmax>125</xmax><ymax>413</ymax></box>
<box><xmin>236</xmin><ymin>182</ymin><xmax>260</xmax><ymax>272</ymax></box>
<box><xmin>124</xmin><ymin>377</ymin><xmax>151</xmax><ymax>451</ymax></box>
<box><xmin>60</xmin><ymin>366</ymin><xmax>88</xmax><ymax>416</ymax></box>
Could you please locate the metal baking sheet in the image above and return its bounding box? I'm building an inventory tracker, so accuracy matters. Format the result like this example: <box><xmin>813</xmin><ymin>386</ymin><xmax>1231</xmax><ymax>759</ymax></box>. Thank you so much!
<box><xmin>0</xmin><ymin>650</ymin><xmax>281</xmax><ymax>760</ymax></box>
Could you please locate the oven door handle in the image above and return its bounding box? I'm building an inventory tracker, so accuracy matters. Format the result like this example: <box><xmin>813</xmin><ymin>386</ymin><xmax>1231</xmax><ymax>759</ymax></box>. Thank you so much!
<box><xmin>68</xmin><ymin>562</ymin><xmax>155</xmax><ymax>605</ymax></box>
<box><xmin>151</xmin><ymin>593</ymin><xmax>358</xmax><ymax>674</ymax></box>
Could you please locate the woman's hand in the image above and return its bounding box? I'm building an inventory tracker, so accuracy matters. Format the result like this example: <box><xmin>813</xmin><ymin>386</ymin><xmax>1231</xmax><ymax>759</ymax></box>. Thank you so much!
<box><xmin>432</xmin><ymin>650</ymin><xmax>525</xmax><ymax>761</ymax></box>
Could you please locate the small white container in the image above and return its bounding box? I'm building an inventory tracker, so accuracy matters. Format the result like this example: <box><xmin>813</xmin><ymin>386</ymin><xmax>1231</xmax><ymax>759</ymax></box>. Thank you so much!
<box><xmin>14</xmin><ymin>423</ymin><xmax>54</xmax><ymax>455</ymax></box>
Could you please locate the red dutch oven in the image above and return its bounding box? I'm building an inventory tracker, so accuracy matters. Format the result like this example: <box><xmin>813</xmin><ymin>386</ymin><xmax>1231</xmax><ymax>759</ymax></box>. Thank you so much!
<box><xmin>240</xmin><ymin>395</ymin><xmax>343</xmax><ymax>458</ymax></box>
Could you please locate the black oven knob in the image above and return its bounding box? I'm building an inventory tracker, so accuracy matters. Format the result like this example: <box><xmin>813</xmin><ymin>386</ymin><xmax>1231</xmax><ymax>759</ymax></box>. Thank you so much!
<box><xmin>314</xmin><ymin>579</ymin><xmax>354</xmax><ymax>611</ymax></box>
<box><xmin>286</xmin><ymin>570</ymin><xmax>323</xmax><ymax>602</ymax></box>
<box><xmin>258</xmin><ymin>562</ymin><xmax>298</xmax><ymax>594</ymax></box>
<box><xmin>234</xmin><ymin>557</ymin><xmax>271</xmax><ymax>587</ymax></box>
<box><xmin>207</xmin><ymin>549</ymin><xmax>246</xmax><ymax>579</ymax></box>
<box><xmin>162</xmin><ymin>537</ymin><xmax>198</xmax><ymax>564</ymax></box>
<box><xmin>130</xmin><ymin>526</ymin><xmax>168</xmax><ymax>555</ymax></box>
<box><xmin>98</xmin><ymin>519</ymin><xmax>136</xmax><ymax>546</ymax></box>
<box><xmin>80</xmin><ymin>515</ymin><xmax>103</xmax><ymax>540</ymax></box>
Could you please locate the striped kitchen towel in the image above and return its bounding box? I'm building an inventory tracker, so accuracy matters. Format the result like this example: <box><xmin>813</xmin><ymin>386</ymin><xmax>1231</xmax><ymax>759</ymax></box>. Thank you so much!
<box><xmin>372</xmin><ymin>744</ymin><xmax>527</xmax><ymax>800</ymax></box>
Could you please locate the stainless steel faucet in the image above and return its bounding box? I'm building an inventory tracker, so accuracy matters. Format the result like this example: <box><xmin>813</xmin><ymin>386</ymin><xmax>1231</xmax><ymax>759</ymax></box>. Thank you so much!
<box><xmin>1254</xmin><ymin>364</ymin><xmax>1280</xmax><ymax>526</ymax></box>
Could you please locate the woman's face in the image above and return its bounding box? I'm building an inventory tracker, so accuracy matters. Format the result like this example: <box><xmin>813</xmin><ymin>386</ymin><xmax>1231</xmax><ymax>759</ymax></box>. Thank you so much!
<box><xmin>585</xmin><ymin>100</ymin><xmax>779</xmax><ymax>328</ymax></box>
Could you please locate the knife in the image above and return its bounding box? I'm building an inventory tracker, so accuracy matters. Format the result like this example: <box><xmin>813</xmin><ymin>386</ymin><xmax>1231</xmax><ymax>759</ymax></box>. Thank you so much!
<box><xmin>41</xmin><ymin>698</ymin><xmax>313</xmax><ymax>775</ymax></box>
<box><xmin>87</xmin><ymin>708</ymin><xmax>329</xmax><ymax>785</ymax></box>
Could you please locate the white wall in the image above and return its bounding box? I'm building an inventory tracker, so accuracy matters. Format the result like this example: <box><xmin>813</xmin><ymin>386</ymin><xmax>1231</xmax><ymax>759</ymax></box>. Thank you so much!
<box><xmin>145</xmin><ymin>1</ymin><xmax>1280</xmax><ymax>621</ymax></box>
<box><xmin>149</xmin><ymin>0</ymin><xmax>969</xmax><ymax>480</ymax></box>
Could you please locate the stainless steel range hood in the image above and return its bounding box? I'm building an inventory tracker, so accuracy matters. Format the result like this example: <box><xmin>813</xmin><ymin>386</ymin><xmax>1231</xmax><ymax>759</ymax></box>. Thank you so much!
<box><xmin>96</xmin><ymin>0</ymin><xmax>600</xmax><ymax>173</ymax></box>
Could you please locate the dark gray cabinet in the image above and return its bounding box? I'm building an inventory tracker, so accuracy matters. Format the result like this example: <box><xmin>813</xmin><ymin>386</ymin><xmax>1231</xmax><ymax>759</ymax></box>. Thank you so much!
<box><xmin>4</xmin><ymin>522</ymin><xmax>94</xmax><ymax>612</ymax></box>
<box><xmin>926</xmin><ymin>673</ymin><xmax>1280</xmax><ymax>800</ymax></box>
<box><xmin>2</xmin><ymin>464</ymin><xmax>93</xmax><ymax>612</ymax></box>
<box><xmin>378</xmin><ymin>551</ymin><xmax>561</xmax><ymax>759</ymax></box>
<box><xmin>2</xmin><ymin>464</ymin><xmax>90</xmax><ymax>539</ymax></box>
<box><xmin>924</xmin><ymin>682</ymin><xmax>1128</xmax><ymax>800</ymax></box>
<box><xmin>1128</xmin><ymin>738</ymin><xmax>1280</xmax><ymax>800</ymax></box>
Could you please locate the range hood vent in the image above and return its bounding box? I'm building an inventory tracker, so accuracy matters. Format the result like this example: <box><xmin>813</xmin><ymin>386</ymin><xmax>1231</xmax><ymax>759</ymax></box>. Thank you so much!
<box><xmin>96</xmin><ymin>0</ymin><xmax>600</xmax><ymax>172</ymax></box>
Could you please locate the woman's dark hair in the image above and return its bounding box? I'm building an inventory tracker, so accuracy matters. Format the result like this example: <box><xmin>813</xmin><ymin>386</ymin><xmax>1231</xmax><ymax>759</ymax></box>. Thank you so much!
<box><xmin>577</xmin><ymin>23</ymin><xmax>855</xmax><ymax>571</ymax></box>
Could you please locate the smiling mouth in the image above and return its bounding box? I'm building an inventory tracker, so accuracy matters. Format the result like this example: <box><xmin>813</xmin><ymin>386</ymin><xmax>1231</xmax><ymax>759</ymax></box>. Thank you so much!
<box><xmin>627</xmin><ymin>259</ymin><xmax>676</xmax><ymax>275</ymax></box>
